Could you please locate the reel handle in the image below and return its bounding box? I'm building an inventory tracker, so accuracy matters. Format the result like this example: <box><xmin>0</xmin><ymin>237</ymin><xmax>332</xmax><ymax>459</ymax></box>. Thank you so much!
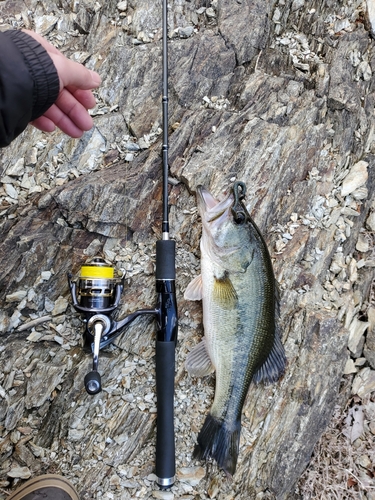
<box><xmin>83</xmin><ymin>316</ymin><xmax>109</xmax><ymax>395</ymax></box>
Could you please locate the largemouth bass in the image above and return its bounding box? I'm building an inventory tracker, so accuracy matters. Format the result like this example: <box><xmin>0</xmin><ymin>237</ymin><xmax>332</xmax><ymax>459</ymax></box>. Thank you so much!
<box><xmin>184</xmin><ymin>181</ymin><xmax>286</xmax><ymax>476</ymax></box>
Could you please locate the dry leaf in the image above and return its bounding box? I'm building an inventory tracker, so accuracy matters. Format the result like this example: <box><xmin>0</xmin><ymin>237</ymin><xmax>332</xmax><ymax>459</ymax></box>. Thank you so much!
<box><xmin>342</xmin><ymin>404</ymin><xmax>364</xmax><ymax>443</ymax></box>
<box><xmin>347</xmin><ymin>477</ymin><xmax>357</xmax><ymax>488</ymax></box>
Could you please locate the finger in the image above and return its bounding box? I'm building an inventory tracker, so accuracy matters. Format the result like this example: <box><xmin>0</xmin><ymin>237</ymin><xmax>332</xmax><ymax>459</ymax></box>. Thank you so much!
<box><xmin>43</xmin><ymin>104</ymin><xmax>86</xmax><ymax>138</ymax></box>
<box><xmin>30</xmin><ymin>116</ymin><xmax>56</xmax><ymax>133</ymax></box>
<box><xmin>55</xmin><ymin>88</ymin><xmax>94</xmax><ymax>131</ymax></box>
<box><xmin>49</xmin><ymin>53</ymin><xmax>101</xmax><ymax>91</ymax></box>
<box><xmin>43</xmin><ymin>87</ymin><xmax>95</xmax><ymax>137</ymax></box>
<box><xmin>66</xmin><ymin>87</ymin><xmax>97</xmax><ymax>110</ymax></box>
<box><xmin>35</xmin><ymin>88</ymin><xmax>95</xmax><ymax>137</ymax></box>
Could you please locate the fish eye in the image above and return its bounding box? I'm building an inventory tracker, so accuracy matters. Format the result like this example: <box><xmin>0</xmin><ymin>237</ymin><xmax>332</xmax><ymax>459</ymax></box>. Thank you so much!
<box><xmin>233</xmin><ymin>212</ymin><xmax>246</xmax><ymax>225</ymax></box>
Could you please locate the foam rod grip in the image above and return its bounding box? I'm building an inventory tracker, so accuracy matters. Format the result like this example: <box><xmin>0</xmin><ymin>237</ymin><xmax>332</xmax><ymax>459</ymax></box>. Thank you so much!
<box><xmin>155</xmin><ymin>340</ymin><xmax>176</xmax><ymax>487</ymax></box>
<box><xmin>156</xmin><ymin>240</ymin><xmax>175</xmax><ymax>280</ymax></box>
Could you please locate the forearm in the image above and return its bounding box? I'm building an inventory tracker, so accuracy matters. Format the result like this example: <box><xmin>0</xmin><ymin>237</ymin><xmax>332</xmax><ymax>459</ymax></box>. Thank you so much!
<box><xmin>0</xmin><ymin>30</ymin><xmax>59</xmax><ymax>147</ymax></box>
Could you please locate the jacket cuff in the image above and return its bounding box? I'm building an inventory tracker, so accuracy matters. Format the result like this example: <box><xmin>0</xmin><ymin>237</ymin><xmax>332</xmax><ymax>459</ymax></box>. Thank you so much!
<box><xmin>6</xmin><ymin>30</ymin><xmax>60</xmax><ymax>121</ymax></box>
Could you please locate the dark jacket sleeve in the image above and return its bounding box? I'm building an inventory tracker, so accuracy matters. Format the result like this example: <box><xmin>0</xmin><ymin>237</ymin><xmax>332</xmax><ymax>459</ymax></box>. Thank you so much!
<box><xmin>0</xmin><ymin>30</ymin><xmax>60</xmax><ymax>147</ymax></box>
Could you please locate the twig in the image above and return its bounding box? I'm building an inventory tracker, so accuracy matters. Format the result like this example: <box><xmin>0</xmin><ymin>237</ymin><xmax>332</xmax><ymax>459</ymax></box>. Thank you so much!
<box><xmin>17</xmin><ymin>315</ymin><xmax>52</xmax><ymax>332</ymax></box>
<box><xmin>254</xmin><ymin>50</ymin><xmax>262</xmax><ymax>72</ymax></box>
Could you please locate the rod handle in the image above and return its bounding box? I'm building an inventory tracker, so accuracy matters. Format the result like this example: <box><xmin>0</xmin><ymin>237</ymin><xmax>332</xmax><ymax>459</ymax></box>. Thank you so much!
<box><xmin>155</xmin><ymin>340</ymin><xmax>176</xmax><ymax>488</ymax></box>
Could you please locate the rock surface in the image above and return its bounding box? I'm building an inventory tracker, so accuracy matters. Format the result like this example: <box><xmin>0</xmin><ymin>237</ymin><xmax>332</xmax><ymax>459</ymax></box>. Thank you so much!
<box><xmin>0</xmin><ymin>0</ymin><xmax>374</xmax><ymax>499</ymax></box>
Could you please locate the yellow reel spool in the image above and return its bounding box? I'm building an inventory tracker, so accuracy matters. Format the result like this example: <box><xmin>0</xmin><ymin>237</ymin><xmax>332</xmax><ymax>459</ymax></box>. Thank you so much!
<box><xmin>80</xmin><ymin>265</ymin><xmax>114</xmax><ymax>279</ymax></box>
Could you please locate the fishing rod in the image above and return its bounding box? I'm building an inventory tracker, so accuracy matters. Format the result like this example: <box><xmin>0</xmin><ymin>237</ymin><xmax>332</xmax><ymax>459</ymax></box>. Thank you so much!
<box><xmin>67</xmin><ymin>0</ymin><xmax>178</xmax><ymax>489</ymax></box>
<box><xmin>154</xmin><ymin>0</ymin><xmax>178</xmax><ymax>488</ymax></box>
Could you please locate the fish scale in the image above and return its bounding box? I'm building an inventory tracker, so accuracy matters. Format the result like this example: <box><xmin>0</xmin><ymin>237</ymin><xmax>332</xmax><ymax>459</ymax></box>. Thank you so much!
<box><xmin>184</xmin><ymin>181</ymin><xmax>286</xmax><ymax>476</ymax></box>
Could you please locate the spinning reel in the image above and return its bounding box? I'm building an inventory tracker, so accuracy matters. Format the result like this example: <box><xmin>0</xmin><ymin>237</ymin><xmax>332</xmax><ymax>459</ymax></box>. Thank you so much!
<box><xmin>68</xmin><ymin>257</ymin><xmax>157</xmax><ymax>395</ymax></box>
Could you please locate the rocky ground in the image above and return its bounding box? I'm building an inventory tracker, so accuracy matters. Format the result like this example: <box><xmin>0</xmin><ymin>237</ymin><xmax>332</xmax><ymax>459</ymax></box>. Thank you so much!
<box><xmin>0</xmin><ymin>0</ymin><xmax>375</xmax><ymax>499</ymax></box>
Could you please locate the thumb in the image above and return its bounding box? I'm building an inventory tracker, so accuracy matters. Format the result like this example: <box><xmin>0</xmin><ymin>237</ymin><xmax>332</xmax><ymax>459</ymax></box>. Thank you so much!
<box><xmin>49</xmin><ymin>53</ymin><xmax>101</xmax><ymax>91</ymax></box>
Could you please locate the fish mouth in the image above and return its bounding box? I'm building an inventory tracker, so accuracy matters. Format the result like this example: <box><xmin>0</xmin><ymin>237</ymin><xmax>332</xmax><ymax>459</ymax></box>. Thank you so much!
<box><xmin>197</xmin><ymin>186</ymin><xmax>234</xmax><ymax>226</ymax></box>
<box><xmin>197</xmin><ymin>186</ymin><xmax>242</xmax><ymax>257</ymax></box>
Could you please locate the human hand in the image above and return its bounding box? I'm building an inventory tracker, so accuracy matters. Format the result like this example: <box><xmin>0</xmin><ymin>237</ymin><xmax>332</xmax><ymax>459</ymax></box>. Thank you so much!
<box><xmin>23</xmin><ymin>30</ymin><xmax>101</xmax><ymax>138</ymax></box>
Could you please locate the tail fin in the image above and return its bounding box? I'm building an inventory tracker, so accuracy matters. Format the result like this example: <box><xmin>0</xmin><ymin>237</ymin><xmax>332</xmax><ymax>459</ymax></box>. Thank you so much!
<box><xmin>194</xmin><ymin>414</ymin><xmax>241</xmax><ymax>477</ymax></box>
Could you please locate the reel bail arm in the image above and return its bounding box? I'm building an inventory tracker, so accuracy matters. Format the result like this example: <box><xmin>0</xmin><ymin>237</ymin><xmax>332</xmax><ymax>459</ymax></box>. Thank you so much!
<box><xmin>84</xmin><ymin>318</ymin><xmax>106</xmax><ymax>395</ymax></box>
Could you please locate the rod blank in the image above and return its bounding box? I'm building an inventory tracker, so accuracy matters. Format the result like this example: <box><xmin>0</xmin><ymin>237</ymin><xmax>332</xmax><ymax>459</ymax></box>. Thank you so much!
<box><xmin>162</xmin><ymin>0</ymin><xmax>169</xmax><ymax>237</ymax></box>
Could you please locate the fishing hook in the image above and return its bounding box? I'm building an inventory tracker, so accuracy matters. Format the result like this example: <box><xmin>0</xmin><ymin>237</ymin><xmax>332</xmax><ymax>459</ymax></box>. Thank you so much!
<box><xmin>231</xmin><ymin>181</ymin><xmax>247</xmax><ymax>224</ymax></box>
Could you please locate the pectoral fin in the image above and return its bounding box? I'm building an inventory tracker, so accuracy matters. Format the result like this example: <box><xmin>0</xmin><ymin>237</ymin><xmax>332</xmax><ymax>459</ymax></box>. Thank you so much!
<box><xmin>184</xmin><ymin>274</ymin><xmax>203</xmax><ymax>301</ymax></box>
<box><xmin>185</xmin><ymin>338</ymin><xmax>214</xmax><ymax>377</ymax></box>
<box><xmin>213</xmin><ymin>273</ymin><xmax>237</xmax><ymax>309</ymax></box>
